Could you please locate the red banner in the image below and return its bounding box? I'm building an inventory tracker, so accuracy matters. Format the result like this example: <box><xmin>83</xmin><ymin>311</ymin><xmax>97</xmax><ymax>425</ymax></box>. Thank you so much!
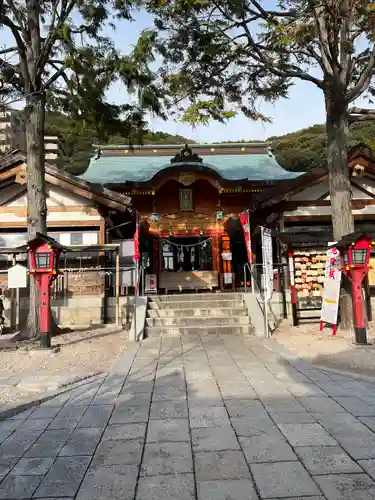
<box><xmin>133</xmin><ymin>213</ymin><xmax>140</xmax><ymax>262</ymax></box>
<box><xmin>239</xmin><ymin>211</ymin><xmax>253</xmax><ymax>264</ymax></box>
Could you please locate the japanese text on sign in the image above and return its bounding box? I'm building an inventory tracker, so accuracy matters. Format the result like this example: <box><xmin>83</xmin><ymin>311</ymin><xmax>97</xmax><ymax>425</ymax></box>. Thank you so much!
<box><xmin>320</xmin><ymin>243</ymin><xmax>342</xmax><ymax>326</ymax></box>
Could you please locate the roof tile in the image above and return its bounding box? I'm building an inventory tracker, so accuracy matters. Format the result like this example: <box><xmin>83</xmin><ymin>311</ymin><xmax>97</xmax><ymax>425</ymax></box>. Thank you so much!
<box><xmin>80</xmin><ymin>153</ymin><xmax>303</xmax><ymax>184</ymax></box>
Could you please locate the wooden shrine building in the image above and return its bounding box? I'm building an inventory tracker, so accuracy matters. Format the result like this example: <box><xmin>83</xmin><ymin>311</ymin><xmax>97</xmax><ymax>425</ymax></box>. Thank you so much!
<box><xmin>80</xmin><ymin>143</ymin><xmax>302</xmax><ymax>292</ymax></box>
<box><xmin>255</xmin><ymin>143</ymin><xmax>375</xmax><ymax>323</ymax></box>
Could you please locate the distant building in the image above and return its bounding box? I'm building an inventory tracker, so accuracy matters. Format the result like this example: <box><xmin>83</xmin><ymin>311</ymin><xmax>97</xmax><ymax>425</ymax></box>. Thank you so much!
<box><xmin>0</xmin><ymin>111</ymin><xmax>60</xmax><ymax>164</ymax></box>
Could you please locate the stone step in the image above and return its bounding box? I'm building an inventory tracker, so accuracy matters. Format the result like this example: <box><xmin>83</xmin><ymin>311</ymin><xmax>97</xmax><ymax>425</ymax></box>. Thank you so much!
<box><xmin>150</xmin><ymin>293</ymin><xmax>244</xmax><ymax>303</ymax></box>
<box><xmin>149</xmin><ymin>299</ymin><xmax>245</xmax><ymax>310</ymax></box>
<box><xmin>146</xmin><ymin>315</ymin><xmax>251</xmax><ymax>327</ymax></box>
<box><xmin>147</xmin><ymin>307</ymin><xmax>247</xmax><ymax>318</ymax></box>
<box><xmin>145</xmin><ymin>324</ymin><xmax>256</xmax><ymax>336</ymax></box>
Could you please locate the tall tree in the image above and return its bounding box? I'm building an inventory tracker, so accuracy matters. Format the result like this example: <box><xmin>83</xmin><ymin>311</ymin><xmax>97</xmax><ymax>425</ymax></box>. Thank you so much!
<box><xmin>148</xmin><ymin>0</ymin><xmax>375</xmax><ymax>238</ymax></box>
<box><xmin>0</xmin><ymin>0</ymin><xmax>163</xmax><ymax>338</ymax></box>
<box><xmin>148</xmin><ymin>0</ymin><xmax>375</xmax><ymax>327</ymax></box>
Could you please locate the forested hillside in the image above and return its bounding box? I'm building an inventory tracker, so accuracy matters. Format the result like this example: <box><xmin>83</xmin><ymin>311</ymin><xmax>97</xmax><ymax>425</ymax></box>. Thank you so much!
<box><xmin>5</xmin><ymin>111</ymin><xmax>375</xmax><ymax>175</ymax></box>
<box><xmin>270</xmin><ymin>122</ymin><xmax>375</xmax><ymax>172</ymax></box>
<box><xmin>44</xmin><ymin>113</ymin><xmax>192</xmax><ymax>175</ymax></box>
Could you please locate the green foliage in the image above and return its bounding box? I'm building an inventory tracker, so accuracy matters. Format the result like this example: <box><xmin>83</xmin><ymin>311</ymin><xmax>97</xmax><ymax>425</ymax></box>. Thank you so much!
<box><xmin>147</xmin><ymin>0</ymin><xmax>375</xmax><ymax>125</ymax></box>
<box><xmin>218</xmin><ymin>121</ymin><xmax>375</xmax><ymax>172</ymax></box>
<box><xmin>0</xmin><ymin>0</ymin><xmax>166</xmax><ymax>132</ymax></box>
<box><xmin>270</xmin><ymin>121</ymin><xmax>375</xmax><ymax>172</ymax></box>
<box><xmin>44</xmin><ymin>112</ymin><xmax>192</xmax><ymax>175</ymax></box>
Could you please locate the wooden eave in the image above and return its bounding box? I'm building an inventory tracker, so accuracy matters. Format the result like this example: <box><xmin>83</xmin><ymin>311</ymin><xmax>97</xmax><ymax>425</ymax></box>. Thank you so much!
<box><xmin>0</xmin><ymin>151</ymin><xmax>131</xmax><ymax>212</ymax></box>
<box><xmin>108</xmin><ymin>177</ymin><xmax>274</xmax><ymax>194</ymax></box>
<box><xmin>253</xmin><ymin>144</ymin><xmax>375</xmax><ymax>213</ymax></box>
<box><xmin>254</xmin><ymin>166</ymin><xmax>328</xmax><ymax>211</ymax></box>
<box><xmin>94</xmin><ymin>142</ymin><xmax>271</xmax><ymax>158</ymax></box>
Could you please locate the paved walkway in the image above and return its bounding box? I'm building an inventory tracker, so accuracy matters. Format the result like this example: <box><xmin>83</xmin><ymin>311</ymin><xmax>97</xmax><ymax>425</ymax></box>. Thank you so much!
<box><xmin>2</xmin><ymin>334</ymin><xmax>375</xmax><ymax>499</ymax></box>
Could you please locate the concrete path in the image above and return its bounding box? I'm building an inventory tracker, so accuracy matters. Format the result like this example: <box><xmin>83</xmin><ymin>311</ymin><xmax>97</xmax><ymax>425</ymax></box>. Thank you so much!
<box><xmin>1</xmin><ymin>334</ymin><xmax>375</xmax><ymax>499</ymax></box>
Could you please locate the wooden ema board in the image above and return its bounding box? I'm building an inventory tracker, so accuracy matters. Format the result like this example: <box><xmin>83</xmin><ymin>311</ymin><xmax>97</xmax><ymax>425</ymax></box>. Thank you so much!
<box><xmin>369</xmin><ymin>257</ymin><xmax>375</xmax><ymax>286</ymax></box>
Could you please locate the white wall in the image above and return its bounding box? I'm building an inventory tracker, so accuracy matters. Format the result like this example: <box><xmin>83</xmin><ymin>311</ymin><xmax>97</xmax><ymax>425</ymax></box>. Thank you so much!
<box><xmin>284</xmin><ymin>176</ymin><xmax>375</xmax><ymax>218</ymax></box>
<box><xmin>284</xmin><ymin>205</ymin><xmax>375</xmax><ymax>217</ymax></box>
<box><xmin>290</xmin><ymin>181</ymin><xmax>329</xmax><ymax>201</ymax></box>
<box><xmin>8</xmin><ymin>186</ymin><xmax>94</xmax><ymax>207</ymax></box>
<box><xmin>1</xmin><ymin>185</ymin><xmax>101</xmax><ymax>223</ymax></box>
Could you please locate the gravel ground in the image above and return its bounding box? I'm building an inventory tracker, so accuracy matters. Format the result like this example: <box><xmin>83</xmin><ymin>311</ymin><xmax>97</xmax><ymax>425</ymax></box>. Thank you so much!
<box><xmin>273</xmin><ymin>320</ymin><xmax>375</xmax><ymax>377</ymax></box>
<box><xmin>0</xmin><ymin>325</ymin><xmax>127</xmax><ymax>407</ymax></box>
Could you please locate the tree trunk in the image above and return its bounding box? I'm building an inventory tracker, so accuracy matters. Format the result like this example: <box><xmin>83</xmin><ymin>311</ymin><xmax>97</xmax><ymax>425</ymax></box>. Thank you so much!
<box><xmin>21</xmin><ymin>93</ymin><xmax>47</xmax><ymax>339</ymax></box>
<box><xmin>325</xmin><ymin>93</ymin><xmax>354</xmax><ymax>330</ymax></box>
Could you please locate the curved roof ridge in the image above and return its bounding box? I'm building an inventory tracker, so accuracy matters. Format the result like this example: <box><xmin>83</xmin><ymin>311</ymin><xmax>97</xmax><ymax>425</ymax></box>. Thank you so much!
<box><xmin>93</xmin><ymin>142</ymin><xmax>271</xmax><ymax>151</ymax></box>
<box><xmin>79</xmin><ymin>151</ymin><xmax>302</xmax><ymax>184</ymax></box>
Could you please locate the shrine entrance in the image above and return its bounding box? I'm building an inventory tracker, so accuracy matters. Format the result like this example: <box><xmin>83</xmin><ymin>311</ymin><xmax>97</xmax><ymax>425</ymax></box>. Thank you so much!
<box><xmin>159</xmin><ymin>237</ymin><xmax>218</xmax><ymax>292</ymax></box>
<box><xmin>161</xmin><ymin>237</ymin><xmax>213</xmax><ymax>272</ymax></box>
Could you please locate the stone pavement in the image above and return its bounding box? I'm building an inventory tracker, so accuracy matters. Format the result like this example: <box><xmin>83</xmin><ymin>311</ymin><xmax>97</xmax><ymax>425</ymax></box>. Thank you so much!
<box><xmin>2</xmin><ymin>334</ymin><xmax>375</xmax><ymax>499</ymax></box>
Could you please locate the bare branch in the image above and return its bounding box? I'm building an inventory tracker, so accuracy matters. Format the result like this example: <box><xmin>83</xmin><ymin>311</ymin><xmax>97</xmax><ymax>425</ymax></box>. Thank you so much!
<box><xmin>43</xmin><ymin>64</ymin><xmax>67</xmax><ymax>88</ymax></box>
<box><xmin>348</xmin><ymin>107</ymin><xmax>375</xmax><ymax>115</ymax></box>
<box><xmin>349</xmin><ymin>114</ymin><xmax>375</xmax><ymax>123</ymax></box>
<box><xmin>6</xmin><ymin>0</ymin><xmax>29</xmax><ymax>40</ymax></box>
<box><xmin>236</xmin><ymin>17</ymin><xmax>324</xmax><ymax>89</ymax></box>
<box><xmin>0</xmin><ymin>14</ymin><xmax>30</xmax><ymax>88</ymax></box>
<box><xmin>245</xmin><ymin>1</ymin><xmax>296</xmax><ymax>20</ymax></box>
<box><xmin>0</xmin><ymin>46</ymin><xmax>18</xmax><ymax>55</ymax></box>
<box><xmin>348</xmin><ymin>107</ymin><xmax>375</xmax><ymax>123</ymax></box>
<box><xmin>0</xmin><ymin>14</ymin><xmax>26</xmax><ymax>52</ymax></box>
<box><xmin>339</xmin><ymin>0</ymin><xmax>352</xmax><ymax>86</ymax></box>
<box><xmin>38</xmin><ymin>0</ymin><xmax>75</xmax><ymax>74</ymax></box>
<box><xmin>312</xmin><ymin>5</ymin><xmax>334</xmax><ymax>76</ymax></box>
<box><xmin>347</xmin><ymin>45</ymin><xmax>375</xmax><ymax>103</ymax></box>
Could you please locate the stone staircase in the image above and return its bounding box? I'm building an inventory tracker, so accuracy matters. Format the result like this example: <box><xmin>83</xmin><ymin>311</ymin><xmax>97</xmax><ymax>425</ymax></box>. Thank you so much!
<box><xmin>145</xmin><ymin>293</ymin><xmax>255</xmax><ymax>336</ymax></box>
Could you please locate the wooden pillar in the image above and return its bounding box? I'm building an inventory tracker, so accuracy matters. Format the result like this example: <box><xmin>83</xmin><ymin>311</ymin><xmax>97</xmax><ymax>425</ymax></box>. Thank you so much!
<box><xmin>212</xmin><ymin>233</ymin><xmax>220</xmax><ymax>272</ymax></box>
<box><xmin>153</xmin><ymin>239</ymin><xmax>159</xmax><ymax>285</ymax></box>
<box><xmin>221</xmin><ymin>234</ymin><xmax>232</xmax><ymax>275</ymax></box>
<box><xmin>115</xmin><ymin>250</ymin><xmax>120</xmax><ymax>325</ymax></box>
<box><xmin>99</xmin><ymin>220</ymin><xmax>105</xmax><ymax>244</ymax></box>
<box><xmin>288</xmin><ymin>248</ymin><xmax>298</xmax><ymax>326</ymax></box>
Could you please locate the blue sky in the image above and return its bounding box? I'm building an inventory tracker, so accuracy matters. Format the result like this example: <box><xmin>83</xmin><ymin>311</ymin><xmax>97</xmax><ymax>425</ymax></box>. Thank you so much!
<box><xmin>0</xmin><ymin>5</ymin><xmax>368</xmax><ymax>144</ymax></box>
<box><xmin>107</xmin><ymin>10</ymin><xmax>327</xmax><ymax>143</ymax></box>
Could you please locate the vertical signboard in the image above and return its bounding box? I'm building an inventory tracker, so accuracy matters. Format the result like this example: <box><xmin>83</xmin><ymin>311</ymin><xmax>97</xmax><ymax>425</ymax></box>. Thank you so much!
<box><xmin>320</xmin><ymin>242</ymin><xmax>342</xmax><ymax>334</ymax></box>
<box><xmin>261</xmin><ymin>227</ymin><xmax>273</xmax><ymax>302</ymax></box>
<box><xmin>239</xmin><ymin>210</ymin><xmax>253</xmax><ymax>265</ymax></box>
<box><xmin>133</xmin><ymin>212</ymin><xmax>141</xmax><ymax>263</ymax></box>
<box><xmin>145</xmin><ymin>274</ymin><xmax>157</xmax><ymax>293</ymax></box>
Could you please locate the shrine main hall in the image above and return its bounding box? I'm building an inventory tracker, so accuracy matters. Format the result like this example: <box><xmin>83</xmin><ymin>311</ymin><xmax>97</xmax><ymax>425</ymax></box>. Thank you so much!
<box><xmin>80</xmin><ymin>142</ymin><xmax>302</xmax><ymax>292</ymax></box>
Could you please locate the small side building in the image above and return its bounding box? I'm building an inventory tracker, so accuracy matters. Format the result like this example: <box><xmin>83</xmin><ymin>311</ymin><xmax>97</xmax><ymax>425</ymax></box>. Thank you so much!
<box><xmin>0</xmin><ymin>150</ymin><xmax>132</xmax><ymax>327</ymax></box>
<box><xmin>255</xmin><ymin>143</ymin><xmax>375</xmax><ymax>324</ymax></box>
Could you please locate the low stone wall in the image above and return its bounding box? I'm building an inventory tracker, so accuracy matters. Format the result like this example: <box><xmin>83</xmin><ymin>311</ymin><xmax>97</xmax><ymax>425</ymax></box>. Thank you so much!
<box><xmin>2</xmin><ymin>295</ymin><xmax>135</xmax><ymax>330</ymax></box>
<box><xmin>51</xmin><ymin>296</ymin><xmax>133</xmax><ymax>327</ymax></box>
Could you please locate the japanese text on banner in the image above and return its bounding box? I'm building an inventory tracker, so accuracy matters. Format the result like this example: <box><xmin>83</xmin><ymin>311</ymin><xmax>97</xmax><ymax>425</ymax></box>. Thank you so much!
<box><xmin>320</xmin><ymin>244</ymin><xmax>342</xmax><ymax>326</ymax></box>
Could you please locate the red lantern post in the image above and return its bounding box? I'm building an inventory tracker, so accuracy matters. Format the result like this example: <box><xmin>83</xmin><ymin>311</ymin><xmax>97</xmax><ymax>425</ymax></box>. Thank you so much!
<box><xmin>27</xmin><ymin>234</ymin><xmax>65</xmax><ymax>348</ymax></box>
<box><xmin>333</xmin><ymin>233</ymin><xmax>373</xmax><ymax>345</ymax></box>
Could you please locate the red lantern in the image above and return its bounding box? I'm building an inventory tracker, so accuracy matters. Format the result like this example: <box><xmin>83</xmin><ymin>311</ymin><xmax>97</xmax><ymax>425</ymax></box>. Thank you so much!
<box><xmin>333</xmin><ymin>233</ymin><xmax>373</xmax><ymax>345</ymax></box>
<box><xmin>27</xmin><ymin>234</ymin><xmax>66</xmax><ymax>348</ymax></box>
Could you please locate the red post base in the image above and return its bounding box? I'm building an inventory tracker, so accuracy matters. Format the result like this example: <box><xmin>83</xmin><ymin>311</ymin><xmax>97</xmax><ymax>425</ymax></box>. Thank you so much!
<box><xmin>40</xmin><ymin>332</ymin><xmax>51</xmax><ymax>349</ymax></box>
<box><xmin>352</xmin><ymin>275</ymin><xmax>367</xmax><ymax>345</ymax></box>
<box><xmin>354</xmin><ymin>327</ymin><xmax>367</xmax><ymax>345</ymax></box>
<box><xmin>40</xmin><ymin>274</ymin><xmax>52</xmax><ymax>349</ymax></box>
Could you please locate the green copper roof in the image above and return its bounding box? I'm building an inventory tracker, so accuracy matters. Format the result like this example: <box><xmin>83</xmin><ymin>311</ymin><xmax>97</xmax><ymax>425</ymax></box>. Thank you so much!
<box><xmin>79</xmin><ymin>145</ymin><xmax>303</xmax><ymax>184</ymax></box>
